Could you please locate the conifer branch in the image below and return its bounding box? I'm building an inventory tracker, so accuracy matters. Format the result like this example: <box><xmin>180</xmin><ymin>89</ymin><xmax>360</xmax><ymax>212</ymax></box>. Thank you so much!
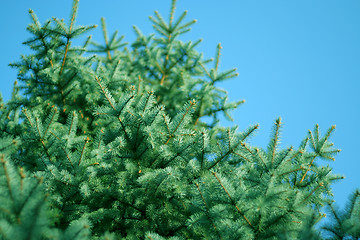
<box><xmin>101</xmin><ymin>18</ymin><xmax>112</xmax><ymax>61</ymax></box>
<box><xmin>28</xmin><ymin>9</ymin><xmax>41</xmax><ymax>28</ymax></box>
<box><xmin>329</xmin><ymin>204</ymin><xmax>342</xmax><ymax>226</ymax></box>
<box><xmin>195</xmin><ymin>182</ymin><xmax>223</xmax><ymax>239</ymax></box>
<box><xmin>174</xmin><ymin>101</ymin><xmax>195</xmax><ymax>133</ymax></box>
<box><xmin>227</xmin><ymin>129</ymin><xmax>231</xmax><ymax>151</ymax></box>
<box><xmin>303</xmin><ymin>182</ymin><xmax>324</xmax><ymax>203</ymax></box>
<box><xmin>207</xmin><ymin>150</ymin><xmax>232</xmax><ymax>170</ymax></box>
<box><xmin>200</xmin><ymin>131</ymin><xmax>206</xmax><ymax>168</ymax></box>
<box><xmin>163</xmin><ymin>115</ymin><xmax>171</xmax><ymax>136</ymax></box>
<box><xmin>49</xmin><ymin>130</ymin><xmax>61</xmax><ymax>141</ymax></box>
<box><xmin>62</xmin><ymin>147</ymin><xmax>75</xmax><ymax>169</ymax></box>
<box><xmin>255</xmin><ymin>148</ymin><xmax>268</xmax><ymax>169</ymax></box>
<box><xmin>153</xmin><ymin>11</ymin><xmax>168</xmax><ymax>32</ymax></box>
<box><xmin>298</xmin><ymin>156</ymin><xmax>316</xmax><ymax>184</ymax></box>
<box><xmin>199</xmin><ymin>62</ymin><xmax>211</xmax><ymax>78</ymax></box>
<box><xmin>49</xmin><ymin>130</ymin><xmax>74</xmax><ymax>168</ymax></box>
<box><xmin>33</xmin><ymin>115</ymin><xmax>53</xmax><ymax>163</ymax></box>
<box><xmin>169</xmin><ymin>0</ymin><xmax>177</xmax><ymax>27</ymax></box>
<box><xmin>97</xmin><ymin>129</ymin><xmax>104</xmax><ymax>149</ymax></box>
<box><xmin>34</xmin><ymin>116</ymin><xmax>43</xmax><ymax>138</ymax></box>
<box><xmin>81</xmin><ymin>35</ymin><xmax>92</xmax><ymax>54</ymax></box>
<box><xmin>134</xmin><ymin>92</ymin><xmax>153</xmax><ymax>148</ymax></box>
<box><xmin>208</xmin><ymin>129</ymin><xmax>256</xmax><ymax>170</ymax></box>
<box><xmin>95</xmin><ymin>76</ymin><xmax>116</xmax><ymax>110</ymax></box>
<box><xmin>171</xmin><ymin>10</ymin><xmax>187</xmax><ymax>31</ymax></box>
<box><xmin>215</xmin><ymin>43</ymin><xmax>222</xmax><ymax>73</ymax></box>
<box><xmin>241</xmin><ymin>124</ymin><xmax>259</xmax><ymax>140</ymax></box>
<box><xmin>60</xmin><ymin>38</ymin><xmax>70</xmax><ymax>75</ymax></box>
<box><xmin>118</xmin><ymin>199</ymin><xmax>145</xmax><ymax>216</ymax></box>
<box><xmin>137</xmin><ymin>75</ymin><xmax>142</xmax><ymax>93</ymax></box>
<box><xmin>273</xmin><ymin>146</ymin><xmax>293</xmax><ymax>170</ymax></box>
<box><xmin>43</xmin><ymin>107</ymin><xmax>57</xmax><ymax>137</ymax></box>
<box><xmin>212</xmin><ymin>172</ymin><xmax>252</xmax><ymax>227</ymax></box>
<box><xmin>321</xmin><ymin>125</ymin><xmax>336</xmax><ymax>146</ymax></box>
<box><xmin>47</xmin><ymin>166</ymin><xmax>76</xmax><ymax>187</ymax></box>
<box><xmin>177</xmin><ymin>19</ymin><xmax>197</xmax><ymax>32</ymax></box>
<box><xmin>110</xmin><ymin>60</ymin><xmax>120</xmax><ymax>80</ymax></box>
<box><xmin>0</xmin><ymin>142</ymin><xmax>15</xmax><ymax>152</ymax></box>
<box><xmin>69</xmin><ymin>0</ymin><xmax>79</xmax><ymax>33</ymax></box>
<box><xmin>59</xmin><ymin>0</ymin><xmax>78</xmax><ymax>75</ymax></box>
<box><xmin>165</xmin><ymin>100</ymin><xmax>195</xmax><ymax>145</ymax></box>
<box><xmin>278</xmin><ymin>167</ymin><xmax>305</xmax><ymax>177</ymax></box>
<box><xmin>17</xmin><ymin>177</ymin><xmax>44</xmax><ymax>224</ymax></box>
<box><xmin>22</xmin><ymin>108</ymin><xmax>34</xmax><ymax>128</ymax></box>
<box><xmin>322</xmin><ymin>225</ymin><xmax>342</xmax><ymax>239</ymax></box>
<box><xmin>19</xmin><ymin>167</ymin><xmax>25</xmax><ymax>192</ymax></box>
<box><xmin>0</xmin><ymin>155</ymin><xmax>14</xmax><ymax>202</ymax></box>
<box><xmin>68</xmin><ymin>111</ymin><xmax>76</xmax><ymax>135</ymax></box>
<box><xmin>271</xmin><ymin>118</ymin><xmax>281</xmax><ymax>167</ymax></box>
<box><xmin>151</xmin><ymin>23</ymin><xmax>168</xmax><ymax>38</ymax></box>
<box><xmin>232</xmin><ymin>151</ymin><xmax>252</xmax><ymax>163</ymax></box>
<box><xmin>26</xmin><ymin>190</ymin><xmax>47</xmax><ymax>237</ymax></box>
<box><xmin>154</xmin><ymin>61</ymin><xmax>164</xmax><ymax>74</ymax></box>
<box><xmin>241</xmin><ymin>142</ymin><xmax>253</xmax><ymax>155</ymax></box>
<box><xmin>347</xmin><ymin>189</ymin><xmax>360</xmax><ymax>219</ymax></box>
<box><xmin>160</xmin><ymin>73</ymin><xmax>167</xmax><ymax>86</ymax></box>
<box><xmin>167</xmin><ymin>51</ymin><xmax>187</xmax><ymax>70</ymax></box>
<box><xmin>159</xmin><ymin>141</ymin><xmax>194</xmax><ymax>168</ymax></box>
<box><xmin>309</xmin><ymin>129</ymin><xmax>316</xmax><ymax>152</ymax></box>
<box><xmin>118</xmin><ymin>116</ymin><xmax>131</xmax><ymax>145</ymax></box>
<box><xmin>78</xmin><ymin>137</ymin><xmax>90</xmax><ymax>166</ymax></box>
<box><xmin>289</xmin><ymin>149</ymin><xmax>303</xmax><ymax>163</ymax></box>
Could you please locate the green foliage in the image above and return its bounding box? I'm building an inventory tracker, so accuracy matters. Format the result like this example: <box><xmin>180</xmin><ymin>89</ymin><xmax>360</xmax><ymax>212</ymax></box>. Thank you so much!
<box><xmin>0</xmin><ymin>0</ymin><xmax>355</xmax><ymax>239</ymax></box>
<box><xmin>0</xmin><ymin>155</ymin><xmax>91</xmax><ymax>240</ymax></box>
<box><xmin>322</xmin><ymin>189</ymin><xmax>360</xmax><ymax>239</ymax></box>
<box><xmin>0</xmin><ymin>154</ymin><xmax>51</xmax><ymax>239</ymax></box>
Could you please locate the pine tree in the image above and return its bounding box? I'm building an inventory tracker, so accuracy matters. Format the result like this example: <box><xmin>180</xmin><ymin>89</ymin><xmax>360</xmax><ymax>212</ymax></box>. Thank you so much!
<box><xmin>1</xmin><ymin>0</ymin><xmax>358</xmax><ymax>239</ymax></box>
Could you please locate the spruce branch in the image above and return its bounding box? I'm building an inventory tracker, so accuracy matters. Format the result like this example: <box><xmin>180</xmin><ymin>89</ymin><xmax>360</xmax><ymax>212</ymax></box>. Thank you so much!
<box><xmin>278</xmin><ymin>167</ymin><xmax>305</xmax><ymax>177</ymax></box>
<box><xmin>101</xmin><ymin>18</ymin><xmax>111</xmax><ymax>60</ymax></box>
<box><xmin>199</xmin><ymin>131</ymin><xmax>206</xmax><ymax>168</ymax></box>
<box><xmin>268</xmin><ymin>117</ymin><xmax>282</xmax><ymax>168</ymax></box>
<box><xmin>303</xmin><ymin>182</ymin><xmax>324</xmax><ymax>203</ymax></box>
<box><xmin>60</xmin><ymin>38</ymin><xmax>70</xmax><ymax>76</ymax></box>
<box><xmin>298</xmin><ymin>156</ymin><xmax>316</xmax><ymax>185</ymax></box>
<box><xmin>0</xmin><ymin>154</ymin><xmax>14</xmax><ymax>202</ymax></box>
<box><xmin>169</xmin><ymin>0</ymin><xmax>177</xmax><ymax>27</ymax></box>
<box><xmin>232</xmin><ymin>151</ymin><xmax>252</xmax><ymax>163</ymax></box>
<box><xmin>78</xmin><ymin>137</ymin><xmax>90</xmax><ymax>166</ymax></box>
<box><xmin>161</xmin><ymin>141</ymin><xmax>195</xmax><ymax>168</ymax></box>
<box><xmin>322</xmin><ymin>189</ymin><xmax>360</xmax><ymax>239</ymax></box>
<box><xmin>22</xmin><ymin>108</ymin><xmax>53</xmax><ymax>164</ymax></box>
<box><xmin>215</xmin><ymin>43</ymin><xmax>221</xmax><ymax>73</ymax></box>
<box><xmin>212</xmin><ymin>171</ymin><xmax>253</xmax><ymax>228</ymax></box>
<box><xmin>95</xmin><ymin>76</ymin><xmax>116</xmax><ymax>110</ymax></box>
<box><xmin>308</xmin><ymin>124</ymin><xmax>340</xmax><ymax>160</ymax></box>
<box><xmin>207</xmin><ymin>125</ymin><xmax>257</xmax><ymax>170</ymax></box>
<box><xmin>255</xmin><ymin>148</ymin><xmax>268</xmax><ymax>169</ymax></box>
<box><xmin>195</xmin><ymin>182</ymin><xmax>223</xmax><ymax>240</ymax></box>
<box><xmin>171</xmin><ymin>11</ymin><xmax>187</xmax><ymax>32</ymax></box>
<box><xmin>272</xmin><ymin>146</ymin><xmax>293</xmax><ymax>170</ymax></box>
<box><xmin>165</xmin><ymin>100</ymin><xmax>195</xmax><ymax>145</ymax></box>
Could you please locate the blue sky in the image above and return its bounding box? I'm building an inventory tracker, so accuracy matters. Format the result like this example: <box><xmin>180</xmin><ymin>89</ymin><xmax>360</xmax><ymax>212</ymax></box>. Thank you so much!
<box><xmin>1</xmin><ymin>0</ymin><xmax>359</xmax><ymax>209</ymax></box>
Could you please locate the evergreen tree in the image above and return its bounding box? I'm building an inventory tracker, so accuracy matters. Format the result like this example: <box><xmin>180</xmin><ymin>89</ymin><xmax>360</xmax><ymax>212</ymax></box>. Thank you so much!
<box><xmin>0</xmin><ymin>0</ymin><xmax>358</xmax><ymax>239</ymax></box>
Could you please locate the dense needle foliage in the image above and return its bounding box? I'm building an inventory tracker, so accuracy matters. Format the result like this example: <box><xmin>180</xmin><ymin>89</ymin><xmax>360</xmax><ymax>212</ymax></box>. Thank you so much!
<box><xmin>0</xmin><ymin>0</ymin><xmax>359</xmax><ymax>239</ymax></box>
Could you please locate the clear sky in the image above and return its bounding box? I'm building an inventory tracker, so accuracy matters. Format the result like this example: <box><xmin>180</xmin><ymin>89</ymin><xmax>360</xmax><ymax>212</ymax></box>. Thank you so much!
<box><xmin>1</xmin><ymin>0</ymin><xmax>359</xmax><ymax>209</ymax></box>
